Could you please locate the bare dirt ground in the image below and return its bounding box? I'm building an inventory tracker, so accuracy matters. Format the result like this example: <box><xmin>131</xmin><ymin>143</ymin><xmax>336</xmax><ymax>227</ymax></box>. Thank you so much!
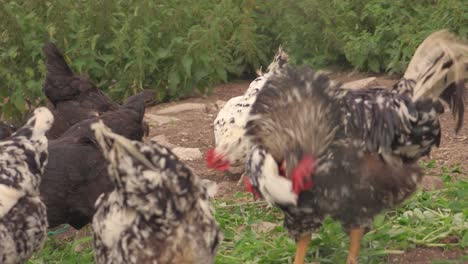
<box><xmin>142</xmin><ymin>70</ymin><xmax>467</xmax><ymax>264</ymax></box>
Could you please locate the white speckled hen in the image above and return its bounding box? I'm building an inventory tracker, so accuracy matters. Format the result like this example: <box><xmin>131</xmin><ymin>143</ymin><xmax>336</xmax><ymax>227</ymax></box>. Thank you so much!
<box><xmin>206</xmin><ymin>47</ymin><xmax>289</xmax><ymax>180</ymax></box>
<box><xmin>91</xmin><ymin>121</ymin><xmax>221</xmax><ymax>264</ymax></box>
<box><xmin>244</xmin><ymin>30</ymin><xmax>467</xmax><ymax>264</ymax></box>
<box><xmin>0</xmin><ymin>107</ymin><xmax>53</xmax><ymax>264</ymax></box>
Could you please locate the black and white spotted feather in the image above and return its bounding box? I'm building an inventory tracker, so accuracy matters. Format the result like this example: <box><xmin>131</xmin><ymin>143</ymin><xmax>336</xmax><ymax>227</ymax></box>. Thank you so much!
<box><xmin>347</xmin><ymin>30</ymin><xmax>468</xmax><ymax>162</ymax></box>
<box><xmin>211</xmin><ymin>47</ymin><xmax>289</xmax><ymax>167</ymax></box>
<box><xmin>91</xmin><ymin>121</ymin><xmax>221</xmax><ymax>264</ymax></box>
<box><xmin>0</xmin><ymin>107</ymin><xmax>53</xmax><ymax>264</ymax></box>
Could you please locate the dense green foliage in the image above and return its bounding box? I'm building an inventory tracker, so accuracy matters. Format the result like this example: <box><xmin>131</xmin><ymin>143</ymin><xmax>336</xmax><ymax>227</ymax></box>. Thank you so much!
<box><xmin>1</xmin><ymin>0</ymin><xmax>467</xmax><ymax>120</ymax></box>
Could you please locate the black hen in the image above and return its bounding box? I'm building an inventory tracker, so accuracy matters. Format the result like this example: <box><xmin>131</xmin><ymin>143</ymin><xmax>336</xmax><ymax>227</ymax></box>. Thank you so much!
<box><xmin>43</xmin><ymin>43</ymin><xmax>119</xmax><ymax>139</ymax></box>
<box><xmin>40</xmin><ymin>91</ymin><xmax>150</xmax><ymax>229</ymax></box>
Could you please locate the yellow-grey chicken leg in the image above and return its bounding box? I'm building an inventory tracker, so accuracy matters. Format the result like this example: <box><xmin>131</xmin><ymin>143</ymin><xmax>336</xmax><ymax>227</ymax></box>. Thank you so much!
<box><xmin>294</xmin><ymin>233</ymin><xmax>311</xmax><ymax>264</ymax></box>
<box><xmin>346</xmin><ymin>227</ymin><xmax>364</xmax><ymax>264</ymax></box>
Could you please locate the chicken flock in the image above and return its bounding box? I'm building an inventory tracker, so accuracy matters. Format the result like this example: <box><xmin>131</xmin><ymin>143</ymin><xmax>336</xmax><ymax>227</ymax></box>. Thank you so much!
<box><xmin>0</xmin><ymin>30</ymin><xmax>465</xmax><ymax>264</ymax></box>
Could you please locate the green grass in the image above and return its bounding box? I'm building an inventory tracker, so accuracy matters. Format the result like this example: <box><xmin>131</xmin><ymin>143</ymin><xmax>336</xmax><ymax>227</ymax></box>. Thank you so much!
<box><xmin>29</xmin><ymin>167</ymin><xmax>467</xmax><ymax>264</ymax></box>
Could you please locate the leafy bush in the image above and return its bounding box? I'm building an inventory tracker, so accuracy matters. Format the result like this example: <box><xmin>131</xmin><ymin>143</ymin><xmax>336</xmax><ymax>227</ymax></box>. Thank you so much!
<box><xmin>1</xmin><ymin>0</ymin><xmax>466</xmax><ymax>120</ymax></box>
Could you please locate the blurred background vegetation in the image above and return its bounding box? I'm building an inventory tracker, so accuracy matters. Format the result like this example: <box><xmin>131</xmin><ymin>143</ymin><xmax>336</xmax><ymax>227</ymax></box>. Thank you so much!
<box><xmin>0</xmin><ymin>0</ymin><xmax>467</xmax><ymax>120</ymax></box>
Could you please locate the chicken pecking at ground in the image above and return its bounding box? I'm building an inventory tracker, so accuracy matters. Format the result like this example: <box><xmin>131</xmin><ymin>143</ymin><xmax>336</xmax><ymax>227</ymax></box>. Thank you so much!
<box><xmin>243</xmin><ymin>30</ymin><xmax>467</xmax><ymax>264</ymax></box>
<box><xmin>41</xmin><ymin>91</ymin><xmax>152</xmax><ymax>229</ymax></box>
<box><xmin>206</xmin><ymin>47</ymin><xmax>289</xmax><ymax>183</ymax></box>
<box><xmin>0</xmin><ymin>107</ymin><xmax>53</xmax><ymax>264</ymax></box>
<box><xmin>91</xmin><ymin>121</ymin><xmax>222</xmax><ymax>264</ymax></box>
<box><xmin>0</xmin><ymin>121</ymin><xmax>16</xmax><ymax>140</ymax></box>
<box><xmin>43</xmin><ymin>42</ymin><xmax>119</xmax><ymax>139</ymax></box>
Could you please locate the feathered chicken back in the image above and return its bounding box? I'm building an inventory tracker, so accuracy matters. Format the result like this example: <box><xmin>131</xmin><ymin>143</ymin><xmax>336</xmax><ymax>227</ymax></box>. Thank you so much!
<box><xmin>91</xmin><ymin>122</ymin><xmax>221</xmax><ymax>264</ymax></box>
<box><xmin>0</xmin><ymin>107</ymin><xmax>53</xmax><ymax>264</ymax></box>
<box><xmin>246</xmin><ymin>65</ymin><xmax>343</xmax><ymax>166</ymax></box>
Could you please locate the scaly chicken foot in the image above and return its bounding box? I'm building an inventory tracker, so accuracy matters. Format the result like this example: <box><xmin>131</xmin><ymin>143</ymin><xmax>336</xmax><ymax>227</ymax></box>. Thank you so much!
<box><xmin>294</xmin><ymin>233</ymin><xmax>311</xmax><ymax>264</ymax></box>
<box><xmin>346</xmin><ymin>226</ymin><xmax>364</xmax><ymax>264</ymax></box>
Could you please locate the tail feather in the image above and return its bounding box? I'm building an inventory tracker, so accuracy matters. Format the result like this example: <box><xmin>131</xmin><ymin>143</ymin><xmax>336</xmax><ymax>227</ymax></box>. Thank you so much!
<box><xmin>406</xmin><ymin>30</ymin><xmax>468</xmax><ymax>132</ymax></box>
<box><xmin>43</xmin><ymin>42</ymin><xmax>73</xmax><ymax>77</ymax></box>
<box><xmin>256</xmin><ymin>46</ymin><xmax>290</xmax><ymax>76</ymax></box>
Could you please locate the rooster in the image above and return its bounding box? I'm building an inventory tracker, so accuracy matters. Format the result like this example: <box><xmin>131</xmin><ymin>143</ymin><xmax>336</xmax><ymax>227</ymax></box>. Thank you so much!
<box><xmin>91</xmin><ymin>121</ymin><xmax>222</xmax><ymax>264</ymax></box>
<box><xmin>243</xmin><ymin>30</ymin><xmax>467</xmax><ymax>264</ymax></box>
<box><xmin>0</xmin><ymin>107</ymin><xmax>53</xmax><ymax>264</ymax></box>
<box><xmin>41</xmin><ymin>91</ymin><xmax>151</xmax><ymax>229</ymax></box>
<box><xmin>206</xmin><ymin>47</ymin><xmax>289</xmax><ymax>182</ymax></box>
<box><xmin>0</xmin><ymin>121</ymin><xmax>16</xmax><ymax>140</ymax></box>
<box><xmin>43</xmin><ymin>43</ymin><xmax>119</xmax><ymax>139</ymax></box>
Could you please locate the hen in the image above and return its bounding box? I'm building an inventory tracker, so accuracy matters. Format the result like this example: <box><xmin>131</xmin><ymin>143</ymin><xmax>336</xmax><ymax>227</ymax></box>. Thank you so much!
<box><xmin>91</xmin><ymin>121</ymin><xmax>222</xmax><ymax>264</ymax></box>
<box><xmin>0</xmin><ymin>107</ymin><xmax>53</xmax><ymax>264</ymax></box>
<box><xmin>244</xmin><ymin>30</ymin><xmax>467</xmax><ymax>264</ymax></box>
<box><xmin>41</xmin><ymin>91</ymin><xmax>150</xmax><ymax>229</ymax></box>
<box><xmin>43</xmin><ymin>43</ymin><xmax>119</xmax><ymax>139</ymax></box>
<box><xmin>0</xmin><ymin>121</ymin><xmax>16</xmax><ymax>140</ymax></box>
<box><xmin>206</xmin><ymin>47</ymin><xmax>289</xmax><ymax>180</ymax></box>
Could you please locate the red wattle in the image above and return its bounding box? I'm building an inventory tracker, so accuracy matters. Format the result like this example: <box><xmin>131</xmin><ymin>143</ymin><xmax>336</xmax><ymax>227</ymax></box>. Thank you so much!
<box><xmin>205</xmin><ymin>148</ymin><xmax>230</xmax><ymax>171</ymax></box>
<box><xmin>291</xmin><ymin>155</ymin><xmax>316</xmax><ymax>195</ymax></box>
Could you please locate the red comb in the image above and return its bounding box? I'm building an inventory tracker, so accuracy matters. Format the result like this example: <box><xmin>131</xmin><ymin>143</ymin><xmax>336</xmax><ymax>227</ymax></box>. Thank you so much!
<box><xmin>291</xmin><ymin>155</ymin><xmax>316</xmax><ymax>195</ymax></box>
<box><xmin>205</xmin><ymin>148</ymin><xmax>230</xmax><ymax>171</ymax></box>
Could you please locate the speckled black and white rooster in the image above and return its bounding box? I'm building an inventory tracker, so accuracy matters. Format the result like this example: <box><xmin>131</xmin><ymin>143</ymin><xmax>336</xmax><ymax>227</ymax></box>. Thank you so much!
<box><xmin>206</xmin><ymin>47</ymin><xmax>289</xmax><ymax>182</ymax></box>
<box><xmin>0</xmin><ymin>107</ymin><xmax>53</xmax><ymax>264</ymax></box>
<box><xmin>243</xmin><ymin>30</ymin><xmax>467</xmax><ymax>264</ymax></box>
<box><xmin>91</xmin><ymin>121</ymin><xmax>222</xmax><ymax>264</ymax></box>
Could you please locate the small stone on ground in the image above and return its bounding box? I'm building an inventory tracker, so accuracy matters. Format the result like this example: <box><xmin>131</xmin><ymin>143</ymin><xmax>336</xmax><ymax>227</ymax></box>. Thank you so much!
<box><xmin>145</xmin><ymin>114</ymin><xmax>179</xmax><ymax>125</ymax></box>
<box><xmin>342</xmin><ymin>77</ymin><xmax>377</xmax><ymax>90</ymax></box>
<box><xmin>172</xmin><ymin>147</ymin><xmax>202</xmax><ymax>161</ymax></box>
<box><xmin>156</xmin><ymin>103</ymin><xmax>206</xmax><ymax>115</ymax></box>
<box><xmin>150</xmin><ymin>135</ymin><xmax>176</xmax><ymax>148</ymax></box>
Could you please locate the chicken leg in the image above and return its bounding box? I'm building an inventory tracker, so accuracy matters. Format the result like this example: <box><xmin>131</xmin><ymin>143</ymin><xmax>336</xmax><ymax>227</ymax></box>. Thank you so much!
<box><xmin>294</xmin><ymin>233</ymin><xmax>311</xmax><ymax>264</ymax></box>
<box><xmin>346</xmin><ymin>227</ymin><xmax>364</xmax><ymax>264</ymax></box>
